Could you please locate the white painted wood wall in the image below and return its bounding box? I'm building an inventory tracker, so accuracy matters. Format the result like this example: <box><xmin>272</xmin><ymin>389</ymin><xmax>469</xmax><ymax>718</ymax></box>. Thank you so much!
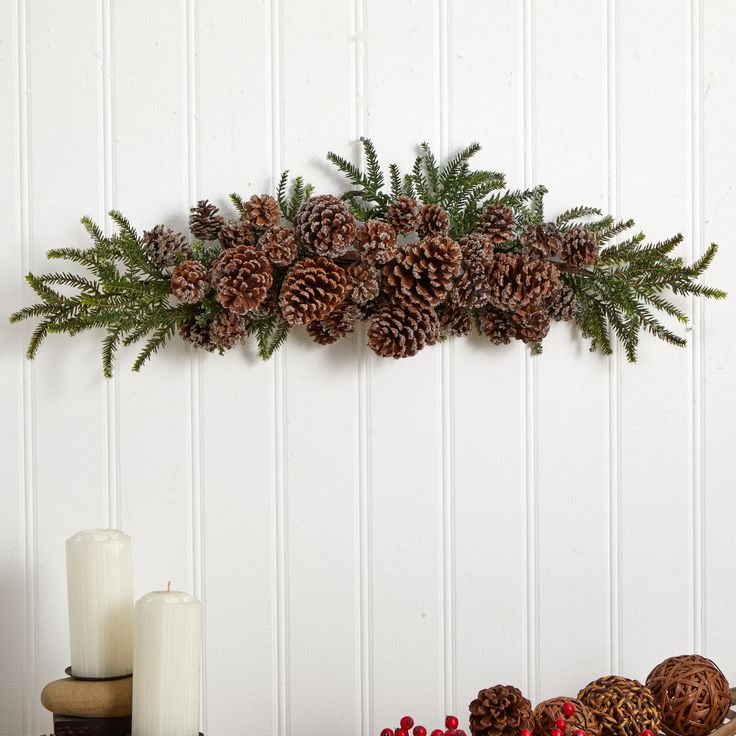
<box><xmin>1</xmin><ymin>1</ymin><xmax>735</xmax><ymax>734</ymax></box>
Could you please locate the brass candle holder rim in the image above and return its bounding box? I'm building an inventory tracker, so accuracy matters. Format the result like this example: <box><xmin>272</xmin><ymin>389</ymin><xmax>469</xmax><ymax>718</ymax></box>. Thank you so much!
<box><xmin>64</xmin><ymin>666</ymin><xmax>132</xmax><ymax>682</ymax></box>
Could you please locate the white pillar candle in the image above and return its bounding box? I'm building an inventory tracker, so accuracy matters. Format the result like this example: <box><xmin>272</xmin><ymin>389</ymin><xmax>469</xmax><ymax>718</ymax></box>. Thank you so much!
<box><xmin>132</xmin><ymin>589</ymin><xmax>202</xmax><ymax>736</ymax></box>
<box><xmin>65</xmin><ymin>529</ymin><xmax>134</xmax><ymax>678</ymax></box>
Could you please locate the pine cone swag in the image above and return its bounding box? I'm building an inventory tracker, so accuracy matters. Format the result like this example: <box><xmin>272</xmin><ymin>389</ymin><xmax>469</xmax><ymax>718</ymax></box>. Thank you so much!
<box><xmin>488</xmin><ymin>253</ymin><xmax>562</xmax><ymax>312</ymax></box>
<box><xmin>469</xmin><ymin>685</ymin><xmax>534</xmax><ymax>736</ymax></box>
<box><xmin>417</xmin><ymin>203</ymin><xmax>450</xmax><ymax>237</ymax></box>
<box><xmin>171</xmin><ymin>260</ymin><xmax>210</xmax><ymax>304</ymax></box>
<box><xmin>355</xmin><ymin>220</ymin><xmax>399</xmax><ymax>265</ymax></box>
<box><xmin>179</xmin><ymin>315</ymin><xmax>213</xmax><ymax>351</ymax></box>
<box><xmin>211</xmin><ymin>244</ymin><xmax>274</xmax><ymax>315</ymax></box>
<box><xmin>562</xmin><ymin>227</ymin><xmax>599</xmax><ymax>267</ymax></box>
<box><xmin>241</xmin><ymin>194</ymin><xmax>281</xmax><ymax>229</ymax></box>
<box><xmin>454</xmin><ymin>234</ymin><xmax>495</xmax><ymax>308</ymax></box>
<box><xmin>387</xmin><ymin>195</ymin><xmax>420</xmax><ymax>235</ymax></box>
<box><xmin>219</xmin><ymin>219</ymin><xmax>258</xmax><ymax>250</ymax></box>
<box><xmin>142</xmin><ymin>225</ymin><xmax>192</xmax><ymax>267</ymax></box>
<box><xmin>295</xmin><ymin>194</ymin><xmax>356</xmax><ymax>258</ymax></box>
<box><xmin>279</xmin><ymin>256</ymin><xmax>347</xmax><ymax>325</ymax></box>
<box><xmin>260</xmin><ymin>226</ymin><xmax>298</xmax><ymax>266</ymax></box>
<box><xmin>439</xmin><ymin>305</ymin><xmax>472</xmax><ymax>337</ymax></box>
<box><xmin>480</xmin><ymin>204</ymin><xmax>516</xmax><ymax>244</ymax></box>
<box><xmin>519</xmin><ymin>222</ymin><xmax>563</xmax><ymax>257</ymax></box>
<box><xmin>367</xmin><ymin>302</ymin><xmax>439</xmax><ymax>359</ymax></box>
<box><xmin>383</xmin><ymin>235</ymin><xmax>463</xmax><ymax>308</ymax></box>
<box><xmin>479</xmin><ymin>307</ymin><xmax>515</xmax><ymax>345</ymax></box>
<box><xmin>189</xmin><ymin>199</ymin><xmax>224</xmax><ymax>241</ymax></box>
<box><xmin>209</xmin><ymin>310</ymin><xmax>249</xmax><ymax>349</ymax></box>
<box><xmin>306</xmin><ymin>303</ymin><xmax>362</xmax><ymax>345</ymax></box>
<box><xmin>548</xmin><ymin>282</ymin><xmax>577</xmax><ymax>321</ymax></box>
<box><xmin>346</xmin><ymin>261</ymin><xmax>381</xmax><ymax>305</ymax></box>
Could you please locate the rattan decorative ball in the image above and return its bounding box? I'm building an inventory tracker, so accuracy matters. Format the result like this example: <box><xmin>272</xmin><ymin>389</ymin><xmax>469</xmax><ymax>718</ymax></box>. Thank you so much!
<box><xmin>578</xmin><ymin>676</ymin><xmax>661</xmax><ymax>736</ymax></box>
<box><xmin>534</xmin><ymin>697</ymin><xmax>600</xmax><ymax>736</ymax></box>
<box><xmin>646</xmin><ymin>655</ymin><xmax>731</xmax><ymax>736</ymax></box>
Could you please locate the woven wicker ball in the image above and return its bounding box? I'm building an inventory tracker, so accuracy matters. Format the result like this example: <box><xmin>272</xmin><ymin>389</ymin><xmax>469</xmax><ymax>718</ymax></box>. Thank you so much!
<box><xmin>646</xmin><ymin>655</ymin><xmax>731</xmax><ymax>736</ymax></box>
<box><xmin>578</xmin><ymin>676</ymin><xmax>661</xmax><ymax>736</ymax></box>
<box><xmin>534</xmin><ymin>697</ymin><xmax>600</xmax><ymax>736</ymax></box>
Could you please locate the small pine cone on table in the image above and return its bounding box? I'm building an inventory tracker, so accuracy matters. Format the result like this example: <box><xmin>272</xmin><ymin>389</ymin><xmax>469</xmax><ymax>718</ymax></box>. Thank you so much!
<box><xmin>511</xmin><ymin>306</ymin><xmax>551</xmax><ymax>344</ymax></box>
<box><xmin>469</xmin><ymin>684</ymin><xmax>534</xmax><ymax>736</ymax></box>
<box><xmin>189</xmin><ymin>199</ymin><xmax>224</xmax><ymax>241</ymax></box>
<box><xmin>171</xmin><ymin>260</ymin><xmax>210</xmax><ymax>304</ymax></box>
<box><xmin>480</xmin><ymin>204</ymin><xmax>516</xmax><ymax>244</ymax></box>
<box><xmin>279</xmin><ymin>256</ymin><xmax>347</xmax><ymax>325</ymax></box>
<box><xmin>488</xmin><ymin>252</ymin><xmax>562</xmax><ymax>312</ymax></box>
<box><xmin>219</xmin><ymin>219</ymin><xmax>258</xmax><ymax>250</ymax></box>
<box><xmin>260</xmin><ymin>226</ymin><xmax>298</xmax><ymax>266</ymax></box>
<box><xmin>479</xmin><ymin>307</ymin><xmax>515</xmax><ymax>345</ymax></box>
<box><xmin>547</xmin><ymin>282</ymin><xmax>577</xmax><ymax>321</ymax></box>
<box><xmin>306</xmin><ymin>303</ymin><xmax>362</xmax><ymax>345</ymax></box>
<box><xmin>355</xmin><ymin>220</ymin><xmax>399</xmax><ymax>265</ymax></box>
<box><xmin>417</xmin><ymin>203</ymin><xmax>450</xmax><ymax>237</ymax></box>
<box><xmin>179</xmin><ymin>315</ymin><xmax>213</xmax><ymax>351</ymax></box>
<box><xmin>439</xmin><ymin>305</ymin><xmax>471</xmax><ymax>337</ymax></box>
<box><xmin>561</xmin><ymin>227</ymin><xmax>599</xmax><ymax>268</ymax></box>
<box><xmin>211</xmin><ymin>244</ymin><xmax>273</xmax><ymax>315</ymax></box>
<box><xmin>519</xmin><ymin>222</ymin><xmax>564</xmax><ymax>257</ymax></box>
<box><xmin>209</xmin><ymin>310</ymin><xmax>249</xmax><ymax>349</ymax></box>
<box><xmin>241</xmin><ymin>194</ymin><xmax>281</xmax><ymax>229</ymax></box>
<box><xmin>295</xmin><ymin>194</ymin><xmax>356</xmax><ymax>258</ymax></box>
<box><xmin>367</xmin><ymin>302</ymin><xmax>440</xmax><ymax>359</ymax></box>
<box><xmin>142</xmin><ymin>225</ymin><xmax>192</xmax><ymax>267</ymax></box>
<box><xmin>387</xmin><ymin>195</ymin><xmax>420</xmax><ymax>234</ymax></box>
<box><xmin>454</xmin><ymin>233</ymin><xmax>495</xmax><ymax>308</ymax></box>
<box><xmin>346</xmin><ymin>261</ymin><xmax>381</xmax><ymax>305</ymax></box>
<box><xmin>383</xmin><ymin>234</ymin><xmax>462</xmax><ymax>308</ymax></box>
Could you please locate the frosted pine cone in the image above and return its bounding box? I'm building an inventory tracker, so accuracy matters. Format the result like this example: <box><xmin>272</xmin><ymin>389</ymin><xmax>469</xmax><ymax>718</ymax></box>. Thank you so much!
<box><xmin>469</xmin><ymin>685</ymin><xmax>534</xmax><ymax>736</ymax></box>
<box><xmin>417</xmin><ymin>203</ymin><xmax>449</xmax><ymax>237</ymax></box>
<box><xmin>170</xmin><ymin>260</ymin><xmax>210</xmax><ymax>304</ymax></box>
<box><xmin>439</xmin><ymin>305</ymin><xmax>472</xmax><ymax>337</ymax></box>
<box><xmin>306</xmin><ymin>303</ymin><xmax>362</xmax><ymax>345</ymax></box>
<box><xmin>241</xmin><ymin>194</ymin><xmax>281</xmax><ymax>229</ymax></box>
<box><xmin>367</xmin><ymin>302</ymin><xmax>439</xmax><ymax>359</ymax></box>
<box><xmin>142</xmin><ymin>225</ymin><xmax>192</xmax><ymax>267</ymax></box>
<box><xmin>520</xmin><ymin>222</ymin><xmax>563</xmax><ymax>257</ymax></box>
<box><xmin>209</xmin><ymin>310</ymin><xmax>249</xmax><ymax>349</ymax></box>
<box><xmin>189</xmin><ymin>199</ymin><xmax>224</xmax><ymax>241</ymax></box>
<box><xmin>355</xmin><ymin>220</ymin><xmax>399</xmax><ymax>265</ymax></box>
<box><xmin>219</xmin><ymin>219</ymin><xmax>258</xmax><ymax>250</ymax></box>
<box><xmin>479</xmin><ymin>307</ymin><xmax>515</xmax><ymax>345</ymax></box>
<box><xmin>480</xmin><ymin>204</ymin><xmax>515</xmax><ymax>244</ymax></box>
<box><xmin>346</xmin><ymin>261</ymin><xmax>380</xmax><ymax>305</ymax></box>
<box><xmin>561</xmin><ymin>227</ymin><xmax>598</xmax><ymax>267</ymax></box>
<box><xmin>548</xmin><ymin>282</ymin><xmax>577</xmax><ymax>321</ymax></box>
<box><xmin>488</xmin><ymin>253</ymin><xmax>562</xmax><ymax>312</ymax></box>
<box><xmin>511</xmin><ymin>308</ymin><xmax>551</xmax><ymax>343</ymax></box>
<box><xmin>179</xmin><ymin>315</ymin><xmax>213</xmax><ymax>351</ymax></box>
<box><xmin>245</xmin><ymin>291</ymin><xmax>278</xmax><ymax>321</ymax></box>
<box><xmin>387</xmin><ymin>196</ymin><xmax>419</xmax><ymax>234</ymax></box>
<box><xmin>279</xmin><ymin>256</ymin><xmax>347</xmax><ymax>325</ymax></box>
<box><xmin>295</xmin><ymin>194</ymin><xmax>356</xmax><ymax>257</ymax></box>
<box><xmin>260</xmin><ymin>226</ymin><xmax>298</xmax><ymax>266</ymax></box>
<box><xmin>454</xmin><ymin>233</ymin><xmax>495</xmax><ymax>308</ymax></box>
<box><xmin>211</xmin><ymin>244</ymin><xmax>273</xmax><ymax>315</ymax></box>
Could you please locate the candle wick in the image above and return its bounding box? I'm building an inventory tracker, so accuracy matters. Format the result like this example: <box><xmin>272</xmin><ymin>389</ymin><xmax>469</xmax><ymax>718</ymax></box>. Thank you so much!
<box><xmin>166</xmin><ymin>581</ymin><xmax>171</xmax><ymax>592</ymax></box>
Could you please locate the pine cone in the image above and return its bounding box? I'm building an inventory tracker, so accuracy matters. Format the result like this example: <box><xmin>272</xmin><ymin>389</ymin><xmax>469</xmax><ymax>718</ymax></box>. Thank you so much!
<box><xmin>189</xmin><ymin>199</ymin><xmax>224</xmax><ymax>241</ymax></box>
<box><xmin>209</xmin><ymin>310</ymin><xmax>249</xmax><ymax>349</ymax></box>
<box><xmin>306</xmin><ymin>303</ymin><xmax>362</xmax><ymax>345</ymax></box>
<box><xmin>479</xmin><ymin>307</ymin><xmax>515</xmax><ymax>345</ymax></box>
<box><xmin>511</xmin><ymin>307</ymin><xmax>551</xmax><ymax>343</ymax></box>
<box><xmin>355</xmin><ymin>220</ymin><xmax>399</xmax><ymax>265</ymax></box>
<box><xmin>295</xmin><ymin>194</ymin><xmax>356</xmax><ymax>257</ymax></box>
<box><xmin>142</xmin><ymin>225</ymin><xmax>192</xmax><ymax>267</ymax></box>
<box><xmin>469</xmin><ymin>685</ymin><xmax>534</xmax><ymax>736</ymax></box>
<box><xmin>241</xmin><ymin>194</ymin><xmax>281</xmax><ymax>229</ymax></box>
<box><xmin>439</xmin><ymin>305</ymin><xmax>471</xmax><ymax>337</ymax></box>
<box><xmin>245</xmin><ymin>291</ymin><xmax>278</xmax><ymax>321</ymax></box>
<box><xmin>261</xmin><ymin>226</ymin><xmax>298</xmax><ymax>266</ymax></box>
<box><xmin>383</xmin><ymin>235</ymin><xmax>462</xmax><ymax>308</ymax></box>
<box><xmin>387</xmin><ymin>196</ymin><xmax>419</xmax><ymax>235</ymax></box>
<box><xmin>548</xmin><ymin>282</ymin><xmax>577</xmax><ymax>321</ymax></box>
<box><xmin>454</xmin><ymin>233</ymin><xmax>495</xmax><ymax>308</ymax></box>
<box><xmin>171</xmin><ymin>260</ymin><xmax>210</xmax><ymax>304</ymax></box>
<box><xmin>219</xmin><ymin>219</ymin><xmax>258</xmax><ymax>249</ymax></box>
<box><xmin>367</xmin><ymin>302</ymin><xmax>439</xmax><ymax>359</ymax></box>
<box><xmin>279</xmin><ymin>256</ymin><xmax>347</xmax><ymax>325</ymax></box>
<box><xmin>480</xmin><ymin>204</ymin><xmax>515</xmax><ymax>244</ymax></box>
<box><xmin>488</xmin><ymin>253</ymin><xmax>562</xmax><ymax>311</ymax></box>
<box><xmin>562</xmin><ymin>227</ymin><xmax>598</xmax><ymax>267</ymax></box>
<box><xmin>520</xmin><ymin>222</ymin><xmax>563</xmax><ymax>257</ymax></box>
<box><xmin>179</xmin><ymin>315</ymin><xmax>213</xmax><ymax>350</ymax></box>
<box><xmin>417</xmin><ymin>203</ymin><xmax>449</xmax><ymax>237</ymax></box>
<box><xmin>346</xmin><ymin>261</ymin><xmax>380</xmax><ymax>305</ymax></box>
<box><xmin>211</xmin><ymin>245</ymin><xmax>273</xmax><ymax>315</ymax></box>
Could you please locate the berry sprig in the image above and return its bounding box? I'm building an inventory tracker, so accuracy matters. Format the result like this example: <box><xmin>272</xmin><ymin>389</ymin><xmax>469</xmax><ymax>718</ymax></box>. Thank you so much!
<box><xmin>382</xmin><ymin>714</ymin><xmax>466</xmax><ymax>736</ymax></box>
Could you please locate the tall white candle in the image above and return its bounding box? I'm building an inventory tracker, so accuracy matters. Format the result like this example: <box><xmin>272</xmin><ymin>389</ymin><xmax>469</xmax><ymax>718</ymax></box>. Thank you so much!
<box><xmin>132</xmin><ymin>589</ymin><xmax>202</xmax><ymax>736</ymax></box>
<box><xmin>65</xmin><ymin>529</ymin><xmax>134</xmax><ymax>678</ymax></box>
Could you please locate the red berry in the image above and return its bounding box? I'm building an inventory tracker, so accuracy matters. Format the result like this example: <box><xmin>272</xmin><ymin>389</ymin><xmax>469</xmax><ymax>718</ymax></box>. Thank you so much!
<box><xmin>382</xmin><ymin>730</ymin><xmax>393</xmax><ymax>736</ymax></box>
<box><xmin>641</xmin><ymin>731</ymin><xmax>655</xmax><ymax>736</ymax></box>
<box><xmin>401</xmin><ymin>718</ymin><xmax>415</xmax><ymax>731</ymax></box>
<box><xmin>431</xmin><ymin>731</ymin><xmax>444</xmax><ymax>736</ymax></box>
<box><xmin>551</xmin><ymin>729</ymin><xmax>563</xmax><ymax>736</ymax></box>
<box><xmin>446</xmin><ymin>717</ymin><xmax>460</xmax><ymax>730</ymax></box>
<box><xmin>445</xmin><ymin>731</ymin><xmax>456</xmax><ymax>736</ymax></box>
<box><xmin>555</xmin><ymin>719</ymin><xmax>568</xmax><ymax>731</ymax></box>
<box><xmin>521</xmin><ymin>730</ymin><xmax>533</xmax><ymax>736</ymax></box>
<box><xmin>414</xmin><ymin>728</ymin><xmax>427</xmax><ymax>736</ymax></box>
<box><xmin>563</xmin><ymin>703</ymin><xmax>576</xmax><ymax>718</ymax></box>
<box><xmin>396</xmin><ymin>729</ymin><xmax>408</xmax><ymax>736</ymax></box>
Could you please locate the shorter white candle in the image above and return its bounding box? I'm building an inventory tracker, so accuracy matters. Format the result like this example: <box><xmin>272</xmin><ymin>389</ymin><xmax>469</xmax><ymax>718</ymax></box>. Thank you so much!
<box><xmin>132</xmin><ymin>588</ymin><xmax>202</xmax><ymax>736</ymax></box>
<box><xmin>66</xmin><ymin>529</ymin><xmax>134</xmax><ymax>678</ymax></box>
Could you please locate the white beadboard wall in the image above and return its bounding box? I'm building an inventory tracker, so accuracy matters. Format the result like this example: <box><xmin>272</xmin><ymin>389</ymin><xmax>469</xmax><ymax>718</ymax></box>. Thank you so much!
<box><xmin>1</xmin><ymin>1</ymin><xmax>735</xmax><ymax>734</ymax></box>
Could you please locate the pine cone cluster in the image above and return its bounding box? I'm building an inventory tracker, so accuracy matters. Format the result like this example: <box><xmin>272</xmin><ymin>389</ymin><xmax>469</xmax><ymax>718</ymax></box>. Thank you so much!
<box><xmin>488</xmin><ymin>253</ymin><xmax>562</xmax><ymax>312</ymax></box>
<box><xmin>295</xmin><ymin>194</ymin><xmax>356</xmax><ymax>257</ymax></box>
<box><xmin>211</xmin><ymin>245</ymin><xmax>273</xmax><ymax>315</ymax></box>
<box><xmin>469</xmin><ymin>685</ymin><xmax>534</xmax><ymax>736</ymax></box>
